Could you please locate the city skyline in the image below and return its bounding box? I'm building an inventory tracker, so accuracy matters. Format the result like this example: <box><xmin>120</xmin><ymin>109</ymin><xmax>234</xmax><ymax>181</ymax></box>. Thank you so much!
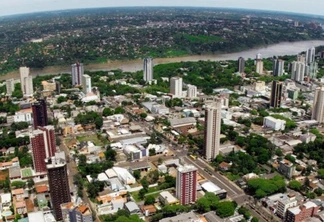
<box><xmin>0</xmin><ymin>0</ymin><xmax>323</xmax><ymax>17</ymax></box>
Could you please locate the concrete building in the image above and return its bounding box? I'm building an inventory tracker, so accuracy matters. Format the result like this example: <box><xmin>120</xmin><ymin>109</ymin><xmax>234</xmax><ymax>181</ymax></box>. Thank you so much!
<box><xmin>170</xmin><ymin>77</ymin><xmax>183</xmax><ymax>98</ymax></box>
<box><xmin>61</xmin><ymin>202</ymin><xmax>93</xmax><ymax>222</ymax></box>
<box><xmin>306</xmin><ymin>47</ymin><xmax>316</xmax><ymax>65</ymax></box>
<box><xmin>82</xmin><ymin>74</ymin><xmax>92</xmax><ymax>94</ymax></box>
<box><xmin>277</xmin><ymin>196</ymin><xmax>297</xmax><ymax>219</ymax></box>
<box><xmin>71</xmin><ymin>62</ymin><xmax>84</xmax><ymax>86</ymax></box>
<box><xmin>14</xmin><ymin>110</ymin><xmax>32</xmax><ymax>124</ymax></box>
<box><xmin>263</xmin><ymin>116</ymin><xmax>286</xmax><ymax>131</ymax></box>
<box><xmin>291</xmin><ymin>62</ymin><xmax>305</xmax><ymax>82</ymax></box>
<box><xmin>159</xmin><ymin>191</ymin><xmax>179</xmax><ymax>205</ymax></box>
<box><xmin>42</xmin><ymin>80</ymin><xmax>56</xmax><ymax>91</ymax></box>
<box><xmin>285</xmin><ymin>201</ymin><xmax>318</xmax><ymax>222</ymax></box>
<box><xmin>30</xmin><ymin>126</ymin><xmax>56</xmax><ymax>173</ymax></box>
<box><xmin>297</xmin><ymin>54</ymin><xmax>306</xmax><ymax>64</ymax></box>
<box><xmin>6</xmin><ymin>79</ymin><xmax>15</xmax><ymax>96</ymax></box>
<box><xmin>273</xmin><ymin>59</ymin><xmax>285</xmax><ymax>76</ymax></box>
<box><xmin>308</xmin><ymin>62</ymin><xmax>318</xmax><ymax>79</ymax></box>
<box><xmin>253</xmin><ymin>81</ymin><xmax>266</xmax><ymax>92</ymax></box>
<box><xmin>256</xmin><ymin>60</ymin><xmax>263</xmax><ymax>74</ymax></box>
<box><xmin>160</xmin><ymin>212</ymin><xmax>201</xmax><ymax>222</ymax></box>
<box><xmin>143</xmin><ymin>57</ymin><xmax>153</xmax><ymax>82</ymax></box>
<box><xmin>288</xmin><ymin>89</ymin><xmax>299</xmax><ymax>101</ymax></box>
<box><xmin>32</xmin><ymin>99</ymin><xmax>48</xmax><ymax>128</ymax></box>
<box><xmin>312</xmin><ymin>86</ymin><xmax>324</xmax><ymax>123</ymax></box>
<box><xmin>19</xmin><ymin>67</ymin><xmax>34</xmax><ymax>97</ymax></box>
<box><xmin>270</xmin><ymin>81</ymin><xmax>283</xmax><ymax>108</ymax></box>
<box><xmin>204</xmin><ymin>100</ymin><xmax>222</xmax><ymax>161</ymax></box>
<box><xmin>187</xmin><ymin>84</ymin><xmax>197</xmax><ymax>98</ymax></box>
<box><xmin>278</xmin><ymin>159</ymin><xmax>295</xmax><ymax>179</ymax></box>
<box><xmin>176</xmin><ymin>165</ymin><xmax>197</xmax><ymax>205</ymax></box>
<box><xmin>238</xmin><ymin>57</ymin><xmax>245</xmax><ymax>73</ymax></box>
<box><xmin>47</xmin><ymin>157</ymin><xmax>71</xmax><ymax>221</ymax></box>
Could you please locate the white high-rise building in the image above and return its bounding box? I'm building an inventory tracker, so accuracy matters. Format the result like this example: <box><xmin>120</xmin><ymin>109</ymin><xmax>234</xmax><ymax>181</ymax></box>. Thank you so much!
<box><xmin>204</xmin><ymin>100</ymin><xmax>222</xmax><ymax>161</ymax></box>
<box><xmin>273</xmin><ymin>59</ymin><xmax>285</xmax><ymax>76</ymax></box>
<box><xmin>256</xmin><ymin>53</ymin><xmax>262</xmax><ymax>60</ymax></box>
<box><xmin>143</xmin><ymin>58</ymin><xmax>153</xmax><ymax>82</ymax></box>
<box><xmin>170</xmin><ymin>77</ymin><xmax>183</xmax><ymax>98</ymax></box>
<box><xmin>71</xmin><ymin>62</ymin><xmax>84</xmax><ymax>86</ymax></box>
<box><xmin>291</xmin><ymin>62</ymin><xmax>305</xmax><ymax>82</ymax></box>
<box><xmin>24</xmin><ymin>76</ymin><xmax>34</xmax><ymax>97</ymax></box>
<box><xmin>256</xmin><ymin>60</ymin><xmax>263</xmax><ymax>74</ymax></box>
<box><xmin>306</xmin><ymin>47</ymin><xmax>316</xmax><ymax>64</ymax></box>
<box><xmin>297</xmin><ymin>54</ymin><xmax>306</xmax><ymax>63</ymax></box>
<box><xmin>187</xmin><ymin>84</ymin><xmax>197</xmax><ymax>98</ymax></box>
<box><xmin>19</xmin><ymin>67</ymin><xmax>32</xmax><ymax>96</ymax></box>
<box><xmin>6</xmin><ymin>79</ymin><xmax>15</xmax><ymax>96</ymax></box>
<box><xmin>308</xmin><ymin>62</ymin><xmax>318</xmax><ymax>79</ymax></box>
<box><xmin>82</xmin><ymin>75</ymin><xmax>92</xmax><ymax>94</ymax></box>
<box><xmin>312</xmin><ymin>86</ymin><xmax>324</xmax><ymax>123</ymax></box>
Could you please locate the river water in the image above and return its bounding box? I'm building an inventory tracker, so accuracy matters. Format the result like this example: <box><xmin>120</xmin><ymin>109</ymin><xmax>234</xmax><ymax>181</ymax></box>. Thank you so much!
<box><xmin>2</xmin><ymin>40</ymin><xmax>324</xmax><ymax>81</ymax></box>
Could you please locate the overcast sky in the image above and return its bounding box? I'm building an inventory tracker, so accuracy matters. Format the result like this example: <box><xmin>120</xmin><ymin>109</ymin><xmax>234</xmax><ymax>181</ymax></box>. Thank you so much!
<box><xmin>0</xmin><ymin>0</ymin><xmax>323</xmax><ymax>17</ymax></box>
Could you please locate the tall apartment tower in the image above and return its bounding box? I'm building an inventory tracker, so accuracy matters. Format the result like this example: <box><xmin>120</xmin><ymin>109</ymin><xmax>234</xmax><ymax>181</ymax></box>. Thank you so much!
<box><xmin>170</xmin><ymin>77</ymin><xmax>183</xmax><ymax>98</ymax></box>
<box><xmin>19</xmin><ymin>67</ymin><xmax>34</xmax><ymax>97</ymax></box>
<box><xmin>256</xmin><ymin>60</ymin><xmax>263</xmax><ymax>74</ymax></box>
<box><xmin>270</xmin><ymin>81</ymin><xmax>283</xmax><ymax>108</ymax></box>
<box><xmin>238</xmin><ymin>57</ymin><xmax>245</xmax><ymax>73</ymax></box>
<box><xmin>176</xmin><ymin>165</ymin><xmax>197</xmax><ymax>205</ymax></box>
<box><xmin>30</xmin><ymin>126</ymin><xmax>56</xmax><ymax>173</ymax></box>
<box><xmin>306</xmin><ymin>47</ymin><xmax>316</xmax><ymax>64</ymax></box>
<box><xmin>187</xmin><ymin>84</ymin><xmax>197</xmax><ymax>98</ymax></box>
<box><xmin>273</xmin><ymin>59</ymin><xmax>285</xmax><ymax>76</ymax></box>
<box><xmin>47</xmin><ymin>157</ymin><xmax>71</xmax><ymax>221</ymax></box>
<box><xmin>312</xmin><ymin>86</ymin><xmax>324</xmax><ymax>123</ymax></box>
<box><xmin>143</xmin><ymin>57</ymin><xmax>154</xmax><ymax>82</ymax></box>
<box><xmin>6</xmin><ymin>79</ymin><xmax>15</xmax><ymax>96</ymax></box>
<box><xmin>19</xmin><ymin>66</ymin><xmax>29</xmax><ymax>92</ymax></box>
<box><xmin>71</xmin><ymin>62</ymin><xmax>84</xmax><ymax>86</ymax></box>
<box><xmin>291</xmin><ymin>62</ymin><xmax>306</xmax><ymax>82</ymax></box>
<box><xmin>204</xmin><ymin>100</ymin><xmax>222</xmax><ymax>161</ymax></box>
<box><xmin>82</xmin><ymin>74</ymin><xmax>92</xmax><ymax>94</ymax></box>
<box><xmin>32</xmin><ymin>99</ymin><xmax>48</xmax><ymax>128</ymax></box>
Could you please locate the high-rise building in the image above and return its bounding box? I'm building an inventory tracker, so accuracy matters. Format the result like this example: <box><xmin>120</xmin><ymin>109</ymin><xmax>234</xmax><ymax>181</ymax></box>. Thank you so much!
<box><xmin>71</xmin><ymin>62</ymin><xmax>84</xmax><ymax>86</ymax></box>
<box><xmin>273</xmin><ymin>59</ymin><xmax>285</xmax><ymax>76</ymax></box>
<box><xmin>82</xmin><ymin>75</ymin><xmax>92</xmax><ymax>94</ymax></box>
<box><xmin>30</xmin><ymin>126</ymin><xmax>56</xmax><ymax>173</ymax></box>
<box><xmin>312</xmin><ymin>86</ymin><xmax>324</xmax><ymax>123</ymax></box>
<box><xmin>238</xmin><ymin>57</ymin><xmax>245</xmax><ymax>73</ymax></box>
<box><xmin>32</xmin><ymin>99</ymin><xmax>48</xmax><ymax>128</ymax></box>
<box><xmin>270</xmin><ymin>81</ymin><xmax>283</xmax><ymax>108</ymax></box>
<box><xmin>187</xmin><ymin>84</ymin><xmax>197</xmax><ymax>98</ymax></box>
<box><xmin>256</xmin><ymin>53</ymin><xmax>262</xmax><ymax>60</ymax></box>
<box><xmin>46</xmin><ymin>157</ymin><xmax>71</xmax><ymax>221</ymax></box>
<box><xmin>61</xmin><ymin>202</ymin><xmax>93</xmax><ymax>222</ymax></box>
<box><xmin>176</xmin><ymin>165</ymin><xmax>197</xmax><ymax>205</ymax></box>
<box><xmin>55</xmin><ymin>81</ymin><xmax>61</xmax><ymax>95</ymax></box>
<box><xmin>256</xmin><ymin>60</ymin><xmax>263</xmax><ymax>74</ymax></box>
<box><xmin>308</xmin><ymin>62</ymin><xmax>318</xmax><ymax>79</ymax></box>
<box><xmin>297</xmin><ymin>54</ymin><xmax>306</xmax><ymax>63</ymax></box>
<box><xmin>170</xmin><ymin>77</ymin><xmax>183</xmax><ymax>98</ymax></box>
<box><xmin>19</xmin><ymin>67</ymin><xmax>34</xmax><ymax>97</ymax></box>
<box><xmin>204</xmin><ymin>100</ymin><xmax>222</xmax><ymax>161</ymax></box>
<box><xmin>306</xmin><ymin>47</ymin><xmax>316</xmax><ymax>64</ymax></box>
<box><xmin>143</xmin><ymin>58</ymin><xmax>154</xmax><ymax>82</ymax></box>
<box><xmin>6</xmin><ymin>79</ymin><xmax>15</xmax><ymax>96</ymax></box>
<box><xmin>291</xmin><ymin>62</ymin><xmax>305</xmax><ymax>82</ymax></box>
<box><xmin>19</xmin><ymin>66</ymin><xmax>30</xmax><ymax>92</ymax></box>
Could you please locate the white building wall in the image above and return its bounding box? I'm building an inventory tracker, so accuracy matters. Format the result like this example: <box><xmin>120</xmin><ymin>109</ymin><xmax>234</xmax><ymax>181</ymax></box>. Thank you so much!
<box><xmin>263</xmin><ymin>117</ymin><xmax>286</xmax><ymax>131</ymax></box>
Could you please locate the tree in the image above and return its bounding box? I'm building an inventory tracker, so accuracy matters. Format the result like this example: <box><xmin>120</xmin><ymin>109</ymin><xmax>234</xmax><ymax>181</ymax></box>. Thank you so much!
<box><xmin>102</xmin><ymin>108</ymin><xmax>114</xmax><ymax>117</ymax></box>
<box><xmin>251</xmin><ymin>217</ymin><xmax>259</xmax><ymax>222</ymax></box>
<box><xmin>114</xmin><ymin>107</ymin><xmax>125</xmax><ymax>114</ymax></box>
<box><xmin>195</xmin><ymin>198</ymin><xmax>211</xmax><ymax>213</ymax></box>
<box><xmin>147</xmin><ymin>170</ymin><xmax>159</xmax><ymax>184</ymax></box>
<box><xmin>289</xmin><ymin>180</ymin><xmax>302</xmax><ymax>191</ymax></box>
<box><xmin>133</xmin><ymin>170</ymin><xmax>141</xmax><ymax>180</ymax></box>
<box><xmin>144</xmin><ymin>195</ymin><xmax>155</xmax><ymax>205</ymax></box>
<box><xmin>57</xmin><ymin>96</ymin><xmax>67</xmax><ymax>104</ymax></box>
<box><xmin>238</xmin><ymin>206</ymin><xmax>251</xmax><ymax>219</ymax></box>
<box><xmin>215</xmin><ymin>201</ymin><xmax>235</xmax><ymax>218</ymax></box>
<box><xmin>105</xmin><ymin>148</ymin><xmax>117</xmax><ymax>162</ymax></box>
<box><xmin>140</xmin><ymin>177</ymin><xmax>149</xmax><ymax>190</ymax></box>
<box><xmin>315</xmin><ymin>188</ymin><xmax>323</xmax><ymax>196</ymax></box>
<box><xmin>138</xmin><ymin>188</ymin><xmax>146</xmax><ymax>200</ymax></box>
<box><xmin>318</xmin><ymin>169</ymin><xmax>324</xmax><ymax>179</ymax></box>
<box><xmin>95</xmin><ymin>116</ymin><xmax>103</xmax><ymax>129</ymax></box>
<box><xmin>149</xmin><ymin>149</ymin><xmax>156</xmax><ymax>156</ymax></box>
<box><xmin>11</xmin><ymin>181</ymin><xmax>26</xmax><ymax>189</ymax></box>
<box><xmin>140</xmin><ymin>113</ymin><xmax>147</xmax><ymax>119</ymax></box>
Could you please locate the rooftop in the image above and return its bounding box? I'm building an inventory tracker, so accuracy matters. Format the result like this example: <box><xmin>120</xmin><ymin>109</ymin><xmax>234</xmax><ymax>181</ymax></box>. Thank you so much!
<box><xmin>178</xmin><ymin>165</ymin><xmax>197</xmax><ymax>173</ymax></box>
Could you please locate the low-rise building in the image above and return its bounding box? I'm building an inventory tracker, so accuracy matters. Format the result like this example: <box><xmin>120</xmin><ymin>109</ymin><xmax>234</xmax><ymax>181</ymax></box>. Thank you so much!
<box><xmin>277</xmin><ymin>195</ymin><xmax>298</xmax><ymax>218</ymax></box>
<box><xmin>285</xmin><ymin>201</ymin><xmax>318</xmax><ymax>222</ymax></box>
<box><xmin>159</xmin><ymin>191</ymin><xmax>179</xmax><ymax>205</ymax></box>
<box><xmin>61</xmin><ymin>202</ymin><xmax>93</xmax><ymax>222</ymax></box>
<box><xmin>278</xmin><ymin>159</ymin><xmax>295</xmax><ymax>179</ymax></box>
<box><xmin>263</xmin><ymin>116</ymin><xmax>286</xmax><ymax>131</ymax></box>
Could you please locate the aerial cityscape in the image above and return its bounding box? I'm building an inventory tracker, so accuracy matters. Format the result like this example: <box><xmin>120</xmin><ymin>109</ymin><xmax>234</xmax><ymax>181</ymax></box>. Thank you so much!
<box><xmin>1</xmin><ymin>2</ymin><xmax>324</xmax><ymax>222</ymax></box>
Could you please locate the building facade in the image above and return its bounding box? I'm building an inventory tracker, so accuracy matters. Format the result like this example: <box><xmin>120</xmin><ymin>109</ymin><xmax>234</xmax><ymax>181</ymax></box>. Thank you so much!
<box><xmin>30</xmin><ymin>126</ymin><xmax>56</xmax><ymax>173</ymax></box>
<box><xmin>204</xmin><ymin>100</ymin><xmax>222</xmax><ymax>161</ymax></box>
<box><xmin>312</xmin><ymin>86</ymin><xmax>324</xmax><ymax>123</ymax></box>
<box><xmin>238</xmin><ymin>57</ymin><xmax>245</xmax><ymax>73</ymax></box>
<box><xmin>291</xmin><ymin>62</ymin><xmax>305</xmax><ymax>82</ymax></box>
<box><xmin>143</xmin><ymin>57</ymin><xmax>153</xmax><ymax>82</ymax></box>
<box><xmin>273</xmin><ymin>59</ymin><xmax>285</xmax><ymax>76</ymax></box>
<box><xmin>187</xmin><ymin>84</ymin><xmax>197</xmax><ymax>98</ymax></box>
<box><xmin>176</xmin><ymin>165</ymin><xmax>197</xmax><ymax>205</ymax></box>
<box><xmin>170</xmin><ymin>77</ymin><xmax>183</xmax><ymax>98</ymax></box>
<box><xmin>270</xmin><ymin>81</ymin><xmax>283</xmax><ymax>108</ymax></box>
<box><xmin>306</xmin><ymin>47</ymin><xmax>316</xmax><ymax>65</ymax></box>
<box><xmin>71</xmin><ymin>62</ymin><xmax>84</xmax><ymax>86</ymax></box>
<box><xmin>61</xmin><ymin>202</ymin><xmax>93</xmax><ymax>222</ymax></box>
<box><xmin>256</xmin><ymin>60</ymin><xmax>263</xmax><ymax>74</ymax></box>
<box><xmin>32</xmin><ymin>99</ymin><xmax>48</xmax><ymax>128</ymax></box>
<box><xmin>82</xmin><ymin>75</ymin><xmax>92</xmax><ymax>94</ymax></box>
<box><xmin>47</xmin><ymin>158</ymin><xmax>71</xmax><ymax>221</ymax></box>
<box><xmin>285</xmin><ymin>201</ymin><xmax>318</xmax><ymax>222</ymax></box>
<box><xmin>6</xmin><ymin>79</ymin><xmax>15</xmax><ymax>96</ymax></box>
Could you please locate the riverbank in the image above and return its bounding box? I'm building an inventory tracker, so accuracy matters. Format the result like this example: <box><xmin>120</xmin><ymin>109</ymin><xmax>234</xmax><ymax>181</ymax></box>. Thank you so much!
<box><xmin>1</xmin><ymin>40</ymin><xmax>324</xmax><ymax>81</ymax></box>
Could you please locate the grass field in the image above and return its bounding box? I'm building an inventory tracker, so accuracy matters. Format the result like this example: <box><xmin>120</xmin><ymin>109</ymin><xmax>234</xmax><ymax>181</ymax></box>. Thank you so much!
<box><xmin>21</xmin><ymin>168</ymin><xmax>33</xmax><ymax>178</ymax></box>
<box><xmin>76</xmin><ymin>134</ymin><xmax>107</xmax><ymax>146</ymax></box>
<box><xmin>131</xmin><ymin>186</ymin><xmax>162</xmax><ymax>202</ymax></box>
<box><xmin>182</xmin><ymin>34</ymin><xmax>224</xmax><ymax>43</ymax></box>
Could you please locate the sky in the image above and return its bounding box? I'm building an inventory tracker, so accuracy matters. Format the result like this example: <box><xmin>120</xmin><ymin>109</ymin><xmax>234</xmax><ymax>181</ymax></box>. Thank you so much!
<box><xmin>0</xmin><ymin>0</ymin><xmax>323</xmax><ymax>17</ymax></box>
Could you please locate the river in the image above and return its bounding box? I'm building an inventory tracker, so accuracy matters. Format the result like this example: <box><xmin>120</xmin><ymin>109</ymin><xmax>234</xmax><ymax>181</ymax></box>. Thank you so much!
<box><xmin>2</xmin><ymin>40</ymin><xmax>324</xmax><ymax>81</ymax></box>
